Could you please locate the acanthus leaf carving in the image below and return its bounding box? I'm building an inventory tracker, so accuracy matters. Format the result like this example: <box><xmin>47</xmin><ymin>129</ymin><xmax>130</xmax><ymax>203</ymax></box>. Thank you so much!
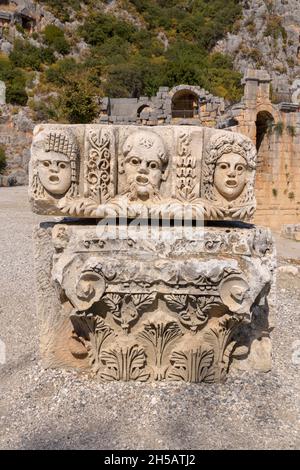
<box><xmin>165</xmin><ymin>294</ymin><xmax>217</xmax><ymax>332</ymax></box>
<box><xmin>70</xmin><ymin>313</ymin><xmax>114</xmax><ymax>374</ymax></box>
<box><xmin>139</xmin><ymin>321</ymin><xmax>183</xmax><ymax>380</ymax></box>
<box><xmin>132</xmin><ymin>292</ymin><xmax>157</xmax><ymax>310</ymax></box>
<box><xmin>103</xmin><ymin>293</ymin><xmax>122</xmax><ymax>313</ymax></box>
<box><xmin>103</xmin><ymin>292</ymin><xmax>157</xmax><ymax>334</ymax></box>
<box><xmin>100</xmin><ymin>345</ymin><xmax>150</xmax><ymax>382</ymax></box>
<box><xmin>167</xmin><ymin>346</ymin><xmax>215</xmax><ymax>383</ymax></box>
<box><xmin>203</xmin><ymin>314</ymin><xmax>240</xmax><ymax>382</ymax></box>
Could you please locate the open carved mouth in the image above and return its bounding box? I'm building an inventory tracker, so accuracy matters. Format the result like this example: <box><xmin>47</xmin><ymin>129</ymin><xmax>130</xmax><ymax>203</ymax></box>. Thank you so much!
<box><xmin>225</xmin><ymin>179</ymin><xmax>237</xmax><ymax>188</ymax></box>
<box><xmin>49</xmin><ymin>175</ymin><xmax>60</xmax><ymax>184</ymax></box>
<box><xmin>136</xmin><ymin>175</ymin><xmax>149</xmax><ymax>185</ymax></box>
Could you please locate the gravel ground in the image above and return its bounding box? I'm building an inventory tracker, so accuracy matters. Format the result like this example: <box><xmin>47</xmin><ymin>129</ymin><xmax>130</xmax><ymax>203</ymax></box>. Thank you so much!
<box><xmin>0</xmin><ymin>187</ymin><xmax>299</xmax><ymax>450</ymax></box>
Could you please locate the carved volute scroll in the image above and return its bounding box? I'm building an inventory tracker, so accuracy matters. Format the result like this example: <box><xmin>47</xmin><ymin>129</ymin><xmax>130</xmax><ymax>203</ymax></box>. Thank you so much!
<box><xmin>32</xmin><ymin>122</ymin><xmax>273</xmax><ymax>383</ymax></box>
<box><xmin>47</xmin><ymin>222</ymin><xmax>274</xmax><ymax>383</ymax></box>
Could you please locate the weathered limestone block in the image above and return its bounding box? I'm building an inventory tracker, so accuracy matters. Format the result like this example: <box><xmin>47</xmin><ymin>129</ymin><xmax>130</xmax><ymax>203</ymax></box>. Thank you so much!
<box><xmin>29</xmin><ymin>125</ymin><xmax>257</xmax><ymax>222</ymax></box>
<box><xmin>34</xmin><ymin>223</ymin><xmax>275</xmax><ymax>382</ymax></box>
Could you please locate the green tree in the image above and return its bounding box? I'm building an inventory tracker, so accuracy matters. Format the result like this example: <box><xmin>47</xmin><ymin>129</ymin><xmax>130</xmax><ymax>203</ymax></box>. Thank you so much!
<box><xmin>45</xmin><ymin>58</ymin><xmax>80</xmax><ymax>86</ymax></box>
<box><xmin>80</xmin><ymin>13</ymin><xmax>136</xmax><ymax>46</ymax></box>
<box><xmin>0</xmin><ymin>58</ymin><xmax>28</xmax><ymax>105</ymax></box>
<box><xmin>10</xmin><ymin>40</ymin><xmax>55</xmax><ymax>71</ymax></box>
<box><xmin>61</xmin><ymin>79</ymin><xmax>98</xmax><ymax>123</ymax></box>
<box><xmin>43</xmin><ymin>25</ymin><xmax>70</xmax><ymax>55</ymax></box>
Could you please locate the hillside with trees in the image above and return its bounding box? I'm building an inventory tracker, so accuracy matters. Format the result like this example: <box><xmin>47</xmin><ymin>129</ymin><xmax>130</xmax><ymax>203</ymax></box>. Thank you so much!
<box><xmin>0</xmin><ymin>0</ymin><xmax>243</xmax><ymax>123</ymax></box>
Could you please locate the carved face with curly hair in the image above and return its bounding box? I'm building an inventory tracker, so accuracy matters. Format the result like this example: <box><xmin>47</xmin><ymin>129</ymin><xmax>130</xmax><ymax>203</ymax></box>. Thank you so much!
<box><xmin>121</xmin><ymin>130</ymin><xmax>168</xmax><ymax>201</ymax></box>
<box><xmin>214</xmin><ymin>153</ymin><xmax>247</xmax><ymax>201</ymax></box>
<box><xmin>204</xmin><ymin>132</ymin><xmax>256</xmax><ymax>204</ymax></box>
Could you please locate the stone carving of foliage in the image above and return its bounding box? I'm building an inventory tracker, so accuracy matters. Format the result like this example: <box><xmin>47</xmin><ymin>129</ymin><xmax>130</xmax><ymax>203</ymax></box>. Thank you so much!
<box><xmin>139</xmin><ymin>321</ymin><xmax>183</xmax><ymax>380</ymax></box>
<box><xmin>70</xmin><ymin>313</ymin><xmax>113</xmax><ymax>374</ymax></box>
<box><xmin>56</xmin><ymin>129</ymin><xmax>114</xmax><ymax>216</ymax></box>
<box><xmin>165</xmin><ymin>294</ymin><xmax>219</xmax><ymax>332</ymax></box>
<box><xmin>204</xmin><ymin>314</ymin><xmax>239</xmax><ymax>382</ymax></box>
<box><xmin>190</xmin><ymin>267</ymin><xmax>240</xmax><ymax>286</ymax></box>
<box><xmin>100</xmin><ymin>345</ymin><xmax>150</xmax><ymax>382</ymax></box>
<box><xmin>167</xmin><ymin>346</ymin><xmax>214</xmax><ymax>383</ymax></box>
<box><xmin>204</xmin><ymin>234</ymin><xmax>227</xmax><ymax>252</ymax></box>
<box><xmin>86</xmin><ymin>129</ymin><xmax>113</xmax><ymax>203</ymax></box>
<box><xmin>176</xmin><ymin>132</ymin><xmax>197</xmax><ymax>202</ymax></box>
<box><xmin>194</xmin><ymin>296</ymin><xmax>221</xmax><ymax>321</ymax></box>
<box><xmin>58</xmin><ymin>197</ymin><xmax>94</xmax><ymax>216</ymax></box>
<box><xmin>132</xmin><ymin>292</ymin><xmax>157</xmax><ymax>309</ymax></box>
<box><xmin>103</xmin><ymin>292</ymin><xmax>156</xmax><ymax>334</ymax></box>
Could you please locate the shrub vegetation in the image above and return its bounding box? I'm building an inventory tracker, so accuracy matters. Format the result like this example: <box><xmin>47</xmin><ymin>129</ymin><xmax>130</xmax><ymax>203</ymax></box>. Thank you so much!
<box><xmin>4</xmin><ymin>0</ymin><xmax>244</xmax><ymax>121</ymax></box>
<box><xmin>0</xmin><ymin>57</ymin><xmax>28</xmax><ymax>105</ymax></box>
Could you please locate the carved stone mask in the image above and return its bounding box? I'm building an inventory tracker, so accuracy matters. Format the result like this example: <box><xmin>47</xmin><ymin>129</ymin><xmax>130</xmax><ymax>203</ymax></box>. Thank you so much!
<box><xmin>124</xmin><ymin>150</ymin><xmax>162</xmax><ymax>200</ymax></box>
<box><xmin>122</xmin><ymin>131</ymin><xmax>167</xmax><ymax>201</ymax></box>
<box><xmin>214</xmin><ymin>153</ymin><xmax>247</xmax><ymax>201</ymax></box>
<box><xmin>38</xmin><ymin>151</ymin><xmax>72</xmax><ymax>195</ymax></box>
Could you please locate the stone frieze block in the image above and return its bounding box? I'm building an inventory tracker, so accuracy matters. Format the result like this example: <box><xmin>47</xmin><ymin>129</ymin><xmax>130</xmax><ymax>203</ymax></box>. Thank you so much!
<box><xmin>34</xmin><ymin>223</ymin><xmax>275</xmax><ymax>382</ymax></box>
<box><xmin>29</xmin><ymin>125</ymin><xmax>257</xmax><ymax>221</ymax></box>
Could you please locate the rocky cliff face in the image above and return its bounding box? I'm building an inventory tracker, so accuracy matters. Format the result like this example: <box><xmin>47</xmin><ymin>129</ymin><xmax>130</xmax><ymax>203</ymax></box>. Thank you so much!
<box><xmin>2</xmin><ymin>1</ymin><xmax>300</xmax><ymax>98</ymax></box>
<box><xmin>215</xmin><ymin>0</ymin><xmax>300</xmax><ymax>99</ymax></box>
<box><xmin>1</xmin><ymin>0</ymin><xmax>300</xmax><ymax>186</ymax></box>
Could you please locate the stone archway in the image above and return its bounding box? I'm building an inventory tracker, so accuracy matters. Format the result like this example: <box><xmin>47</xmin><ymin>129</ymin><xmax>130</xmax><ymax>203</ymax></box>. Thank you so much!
<box><xmin>255</xmin><ymin>110</ymin><xmax>274</xmax><ymax>152</ymax></box>
<box><xmin>137</xmin><ymin>104</ymin><xmax>152</xmax><ymax>118</ymax></box>
<box><xmin>171</xmin><ymin>90</ymin><xmax>199</xmax><ymax>119</ymax></box>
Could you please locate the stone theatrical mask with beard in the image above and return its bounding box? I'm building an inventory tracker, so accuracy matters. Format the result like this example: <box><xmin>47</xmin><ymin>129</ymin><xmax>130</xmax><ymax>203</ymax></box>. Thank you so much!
<box><xmin>120</xmin><ymin>130</ymin><xmax>168</xmax><ymax>202</ymax></box>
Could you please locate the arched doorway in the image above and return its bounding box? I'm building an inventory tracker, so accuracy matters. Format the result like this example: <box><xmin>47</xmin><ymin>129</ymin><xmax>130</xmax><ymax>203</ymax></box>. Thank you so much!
<box><xmin>255</xmin><ymin>111</ymin><xmax>274</xmax><ymax>152</ymax></box>
<box><xmin>137</xmin><ymin>104</ymin><xmax>152</xmax><ymax>118</ymax></box>
<box><xmin>254</xmin><ymin>111</ymin><xmax>274</xmax><ymax>215</ymax></box>
<box><xmin>171</xmin><ymin>90</ymin><xmax>199</xmax><ymax>119</ymax></box>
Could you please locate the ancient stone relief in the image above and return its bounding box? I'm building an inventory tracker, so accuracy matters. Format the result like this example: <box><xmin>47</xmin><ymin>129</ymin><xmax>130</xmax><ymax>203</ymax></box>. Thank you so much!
<box><xmin>33</xmin><ymin>223</ymin><xmax>275</xmax><ymax>383</ymax></box>
<box><xmin>29</xmin><ymin>125</ymin><xmax>257</xmax><ymax>221</ymax></box>
<box><xmin>84</xmin><ymin>127</ymin><xmax>115</xmax><ymax>204</ymax></box>
<box><xmin>202</xmin><ymin>132</ymin><xmax>257</xmax><ymax>220</ymax></box>
<box><xmin>31</xmin><ymin>124</ymin><xmax>275</xmax><ymax>383</ymax></box>
<box><xmin>31</xmin><ymin>130</ymin><xmax>80</xmax><ymax>200</ymax></box>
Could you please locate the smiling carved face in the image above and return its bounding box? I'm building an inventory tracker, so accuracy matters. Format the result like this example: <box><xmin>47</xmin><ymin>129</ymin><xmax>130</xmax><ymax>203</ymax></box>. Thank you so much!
<box><xmin>123</xmin><ymin>147</ymin><xmax>163</xmax><ymax>201</ymax></box>
<box><xmin>38</xmin><ymin>151</ymin><xmax>72</xmax><ymax>195</ymax></box>
<box><xmin>214</xmin><ymin>153</ymin><xmax>247</xmax><ymax>201</ymax></box>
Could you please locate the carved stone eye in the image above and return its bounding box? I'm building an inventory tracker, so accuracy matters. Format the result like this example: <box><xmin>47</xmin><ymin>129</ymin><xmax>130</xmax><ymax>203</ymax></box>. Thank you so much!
<box><xmin>130</xmin><ymin>157</ymin><xmax>140</xmax><ymax>166</ymax></box>
<box><xmin>59</xmin><ymin>162</ymin><xmax>66</xmax><ymax>169</ymax></box>
<box><xmin>149</xmin><ymin>161</ymin><xmax>158</xmax><ymax>170</ymax></box>
<box><xmin>43</xmin><ymin>161</ymin><xmax>50</xmax><ymax>167</ymax></box>
<box><xmin>219</xmin><ymin>163</ymin><xmax>228</xmax><ymax>170</ymax></box>
<box><xmin>236</xmin><ymin>164</ymin><xmax>245</xmax><ymax>172</ymax></box>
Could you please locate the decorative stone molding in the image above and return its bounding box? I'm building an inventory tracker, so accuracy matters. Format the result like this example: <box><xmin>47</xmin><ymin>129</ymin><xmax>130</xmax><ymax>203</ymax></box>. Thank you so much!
<box><xmin>35</xmin><ymin>223</ymin><xmax>275</xmax><ymax>382</ymax></box>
